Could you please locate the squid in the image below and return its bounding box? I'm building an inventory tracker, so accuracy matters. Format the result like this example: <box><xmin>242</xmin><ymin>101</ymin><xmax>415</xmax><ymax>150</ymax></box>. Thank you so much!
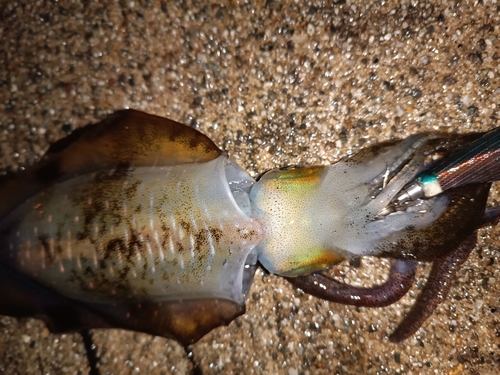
<box><xmin>0</xmin><ymin>109</ymin><xmax>499</xmax><ymax>348</ymax></box>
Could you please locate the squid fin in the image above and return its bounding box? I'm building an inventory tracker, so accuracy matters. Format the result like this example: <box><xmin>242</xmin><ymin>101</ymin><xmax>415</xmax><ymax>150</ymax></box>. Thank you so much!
<box><xmin>0</xmin><ymin>261</ymin><xmax>246</xmax><ymax>345</ymax></box>
<box><xmin>0</xmin><ymin>109</ymin><xmax>222</xmax><ymax>218</ymax></box>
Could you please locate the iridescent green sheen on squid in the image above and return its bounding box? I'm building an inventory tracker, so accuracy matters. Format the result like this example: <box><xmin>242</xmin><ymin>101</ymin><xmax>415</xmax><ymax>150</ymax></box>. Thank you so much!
<box><xmin>250</xmin><ymin>166</ymin><xmax>344</xmax><ymax>276</ymax></box>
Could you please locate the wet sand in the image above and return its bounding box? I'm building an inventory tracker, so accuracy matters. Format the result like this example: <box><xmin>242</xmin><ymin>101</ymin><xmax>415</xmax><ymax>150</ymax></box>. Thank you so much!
<box><xmin>0</xmin><ymin>1</ymin><xmax>499</xmax><ymax>374</ymax></box>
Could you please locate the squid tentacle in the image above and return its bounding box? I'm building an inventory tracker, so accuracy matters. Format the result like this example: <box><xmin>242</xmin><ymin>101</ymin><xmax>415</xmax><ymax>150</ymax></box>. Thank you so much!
<box><xmin>286</xmin><ymin>259</ymin><xmax>418</xmax><ymax>308</ymax></box>
<box><xmin>480</xmin><ymin>207</ymin><xmax>500</xmax><ymax>227</ymax></box>
<box><xmin>390</xmin><ymin>207</ymin><xmax>500</xmax><ymax>342</ymax></box>
<box><xmin>388</xmin><ymin>233</ymin><xmax>477</xmax><ymax>342</ymax></box>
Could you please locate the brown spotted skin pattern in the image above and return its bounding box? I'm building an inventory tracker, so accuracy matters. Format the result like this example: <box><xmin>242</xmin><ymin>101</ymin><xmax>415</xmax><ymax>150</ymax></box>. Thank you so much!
<box><xmin>0</xmin><ymin>110</ymin><xmax>262</xmax><ymax>344</ymax></box>
<box><xmin>364</xmin><ymin>134</ymin><xmax>492</xmax><ymax>262</ymax></box>
<box><xmin>339</xmin><ymin>133</ymin><xmax>492</xmax><ymax>262</ymax></box>
<box><xmin>376</xmin><ymin>183</ymin><xmax>491</xmax><ymax>262</ymax></box>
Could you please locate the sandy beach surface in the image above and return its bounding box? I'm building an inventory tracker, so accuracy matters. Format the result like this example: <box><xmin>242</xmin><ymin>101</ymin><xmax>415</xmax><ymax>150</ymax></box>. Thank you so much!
<box><xmin>1</xmin><ymin>1</ymin><xmax>499</xmax><ymax>374</ymax></box>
